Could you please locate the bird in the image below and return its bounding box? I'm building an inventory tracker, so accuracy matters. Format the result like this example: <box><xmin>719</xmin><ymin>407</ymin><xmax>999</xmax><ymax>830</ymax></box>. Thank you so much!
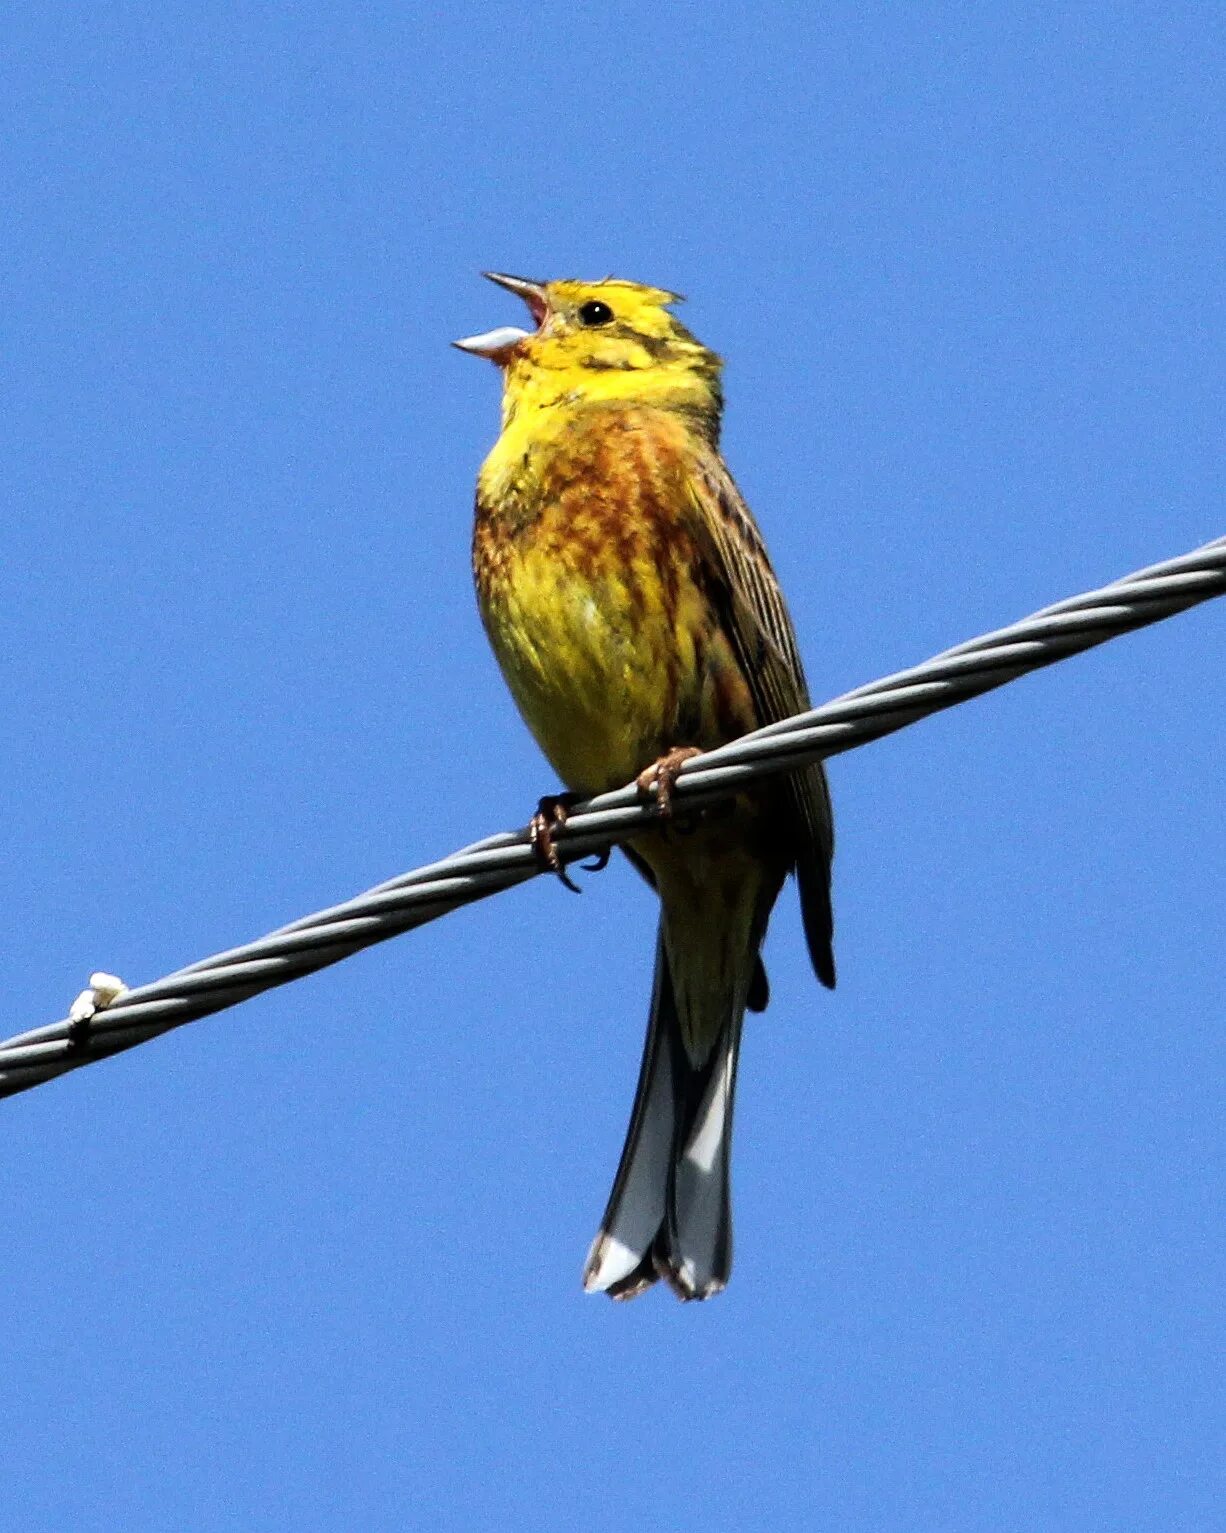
<box><xmin>456</xmin><ymin>272</ymin><xmax>835</xmax><ymax>1300</ymax></box>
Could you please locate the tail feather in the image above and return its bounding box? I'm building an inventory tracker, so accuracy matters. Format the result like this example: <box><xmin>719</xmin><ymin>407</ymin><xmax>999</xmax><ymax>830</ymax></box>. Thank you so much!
<box><xmin>583</xmin><ymin>930</ymin><xmax>742</xmax><ymax>1301</ymax></box>
<box><xmin>582</xmin><ymin>937</ymin><xmax>678</xmax><ymax>1298</ymax></box>
<box><xmin>662</xmin><ymin>1007</ymin><xmax>740</xmax><ymax>1297</ymax></box>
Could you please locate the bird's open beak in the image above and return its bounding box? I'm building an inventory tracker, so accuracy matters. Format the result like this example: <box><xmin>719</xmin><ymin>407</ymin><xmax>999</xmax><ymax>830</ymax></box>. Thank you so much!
<box><xmin>453</xmin><ymin>272</ymin><xmax>550</xmax><ymax>362</ymax></box>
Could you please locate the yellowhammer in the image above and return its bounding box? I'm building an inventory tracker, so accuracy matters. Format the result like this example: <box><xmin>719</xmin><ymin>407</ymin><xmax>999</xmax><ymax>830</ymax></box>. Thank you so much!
<box><xmin>457</xmin><ymin>273</ymin><xmax>835</xmax><ymax>1300</ymax></box>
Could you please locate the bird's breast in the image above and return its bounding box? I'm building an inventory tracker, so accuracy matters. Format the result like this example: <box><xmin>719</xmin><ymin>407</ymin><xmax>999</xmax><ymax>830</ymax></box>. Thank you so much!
<box><xmin>473</xmin><ymin>409</ymin><xmax>755</xmax><ymax>795</ymax></box>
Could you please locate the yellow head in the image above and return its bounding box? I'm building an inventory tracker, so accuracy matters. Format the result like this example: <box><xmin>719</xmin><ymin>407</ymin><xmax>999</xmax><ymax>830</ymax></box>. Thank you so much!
<box><xmin>456</xmin><ymin>272</ymin><xmax>723</xmax><ymax>434</ymax></box>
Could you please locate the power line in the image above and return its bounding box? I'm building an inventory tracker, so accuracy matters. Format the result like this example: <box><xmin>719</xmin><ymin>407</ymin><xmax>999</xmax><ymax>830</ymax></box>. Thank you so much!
<box><xmin>3</xmin><ymin>534</ymin><xmax>1222</xmax><ymax>1100</ymax></box>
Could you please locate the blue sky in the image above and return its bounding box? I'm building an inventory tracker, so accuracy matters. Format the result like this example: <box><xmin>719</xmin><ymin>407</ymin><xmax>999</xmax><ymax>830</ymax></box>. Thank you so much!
<box><xmin>3</xmin><ymin>4</ymin><xmax>1222</xmax><ymax>1529</ymax></box>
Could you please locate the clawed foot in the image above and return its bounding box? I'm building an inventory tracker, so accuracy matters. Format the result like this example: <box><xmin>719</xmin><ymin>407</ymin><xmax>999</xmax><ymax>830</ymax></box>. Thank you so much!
<box><xmin>530</xmin><ymin>793</ymin><xmax>582</xmax><ymax>891</ymax></box>
<box><xmin>635</xmin><ymin>746</ymin><xmax>702</xmax><ymax>819</ymax></box>
<box><xmin>530</xmin><ymin>793</ymin><xmax>610</xmax><ymax>893</ymax></box>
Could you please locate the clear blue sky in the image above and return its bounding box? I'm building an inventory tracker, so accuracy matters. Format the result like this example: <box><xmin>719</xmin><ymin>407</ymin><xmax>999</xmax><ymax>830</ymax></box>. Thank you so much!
<box><xmin>4</xmin><ymin>5</ymin><xmax>1222</xmax><ymax>1529</ymax></box>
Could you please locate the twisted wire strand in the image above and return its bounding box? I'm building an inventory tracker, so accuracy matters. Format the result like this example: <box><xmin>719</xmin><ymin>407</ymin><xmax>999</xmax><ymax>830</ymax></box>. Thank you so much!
<box><xmin>3</xmin><ymin>535</ymin><xmax>1222</xmax><ymax>1100</ymax></box>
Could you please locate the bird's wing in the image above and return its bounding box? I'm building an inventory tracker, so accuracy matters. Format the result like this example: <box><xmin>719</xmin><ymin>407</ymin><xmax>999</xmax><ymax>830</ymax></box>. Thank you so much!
<box><xmin>685</xmin><ymin>448</ymin><xmax>836</xmax><ymax>989</ymax></box>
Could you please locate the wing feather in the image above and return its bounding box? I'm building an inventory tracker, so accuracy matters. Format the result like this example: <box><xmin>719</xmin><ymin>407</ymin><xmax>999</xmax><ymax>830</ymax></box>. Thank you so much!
<box><xmin>685</xmin><ymin>451</ymin><xmax>836</xmax><ymax>989</ymax></box>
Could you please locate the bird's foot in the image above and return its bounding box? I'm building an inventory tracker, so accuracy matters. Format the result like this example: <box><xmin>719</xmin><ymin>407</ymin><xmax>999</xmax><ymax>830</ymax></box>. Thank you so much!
<box><xmin>635</xmin><ymin>746</ymin><xmax>702</xmax><ymax>819</ymax></box>
<box><xmin>529</xmin><ymin>793</ymin><xmax>588</xmax><ymax>893</ymax></box>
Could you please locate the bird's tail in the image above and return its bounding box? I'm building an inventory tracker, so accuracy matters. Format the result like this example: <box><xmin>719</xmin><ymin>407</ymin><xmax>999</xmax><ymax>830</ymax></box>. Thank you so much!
<box><xmin>583</xmin><ymin>922</ymin><xmax>752</xmax><ymax>1302</ymax></box>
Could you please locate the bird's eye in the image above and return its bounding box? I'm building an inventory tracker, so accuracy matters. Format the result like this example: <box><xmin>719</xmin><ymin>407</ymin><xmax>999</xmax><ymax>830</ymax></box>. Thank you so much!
<box><xmin>578</xmin><ymin>300</ymin><xmax>614</xmax><ymax>327</ymax></box>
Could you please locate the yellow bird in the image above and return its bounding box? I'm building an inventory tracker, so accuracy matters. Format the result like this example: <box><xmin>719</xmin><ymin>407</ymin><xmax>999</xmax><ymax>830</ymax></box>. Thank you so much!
<box><xmin>457</xmin><ymin>273</ymin><xmax>835</xmax><ymax>1300</ymax></box>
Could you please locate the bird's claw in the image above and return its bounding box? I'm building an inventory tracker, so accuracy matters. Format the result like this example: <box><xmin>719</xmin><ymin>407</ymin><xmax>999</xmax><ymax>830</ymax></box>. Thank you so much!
<box><xmin>636</xmin><ymin>746</ymin><xmax>703</xmax><ymax>819</ymax></box>
<box><xmin>529</xmin><ymin>793</ymin><xmax>584</xmax><ymax>893</ymax></box>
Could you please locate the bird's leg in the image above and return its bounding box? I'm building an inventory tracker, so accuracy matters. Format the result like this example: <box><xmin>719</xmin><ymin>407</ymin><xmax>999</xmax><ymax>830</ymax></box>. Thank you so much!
<box><xmin>636</xmin><ymin>746</ymin><xmax>703</xmax><ymax>819</ymax></box>
<box><xmin>529</xmin><ymin>792</ymin><xmax>585</xmax><ymax>894</ymax></box>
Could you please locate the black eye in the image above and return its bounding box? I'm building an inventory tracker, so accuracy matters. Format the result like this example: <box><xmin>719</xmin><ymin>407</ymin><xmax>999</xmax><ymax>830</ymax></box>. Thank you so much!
<box><xmin>578</xmin><ymin>300</ymin><xmax>614</xmax><ymax>327</ymax></box>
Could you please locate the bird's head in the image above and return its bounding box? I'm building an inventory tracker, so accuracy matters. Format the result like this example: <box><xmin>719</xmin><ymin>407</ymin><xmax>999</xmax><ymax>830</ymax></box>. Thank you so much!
<box><xmin>456</xmin><ymin>273</ymin><xmax>722</xmax><ymax>430</ymax></box>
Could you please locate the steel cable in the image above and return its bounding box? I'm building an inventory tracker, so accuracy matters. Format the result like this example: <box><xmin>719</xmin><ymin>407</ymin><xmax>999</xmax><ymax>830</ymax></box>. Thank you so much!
<box><xmin>3</xmin><ymin>534</ymin><xmax>1222</xmax><ymax>1099</ymax></box>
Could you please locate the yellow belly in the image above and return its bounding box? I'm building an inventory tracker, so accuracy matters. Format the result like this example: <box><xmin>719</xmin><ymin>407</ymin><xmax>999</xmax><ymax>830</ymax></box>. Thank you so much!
<box><xmin>480</xmin><ymin>526</ymin><xmax>700</xmax><ymax>794</ymax></box>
